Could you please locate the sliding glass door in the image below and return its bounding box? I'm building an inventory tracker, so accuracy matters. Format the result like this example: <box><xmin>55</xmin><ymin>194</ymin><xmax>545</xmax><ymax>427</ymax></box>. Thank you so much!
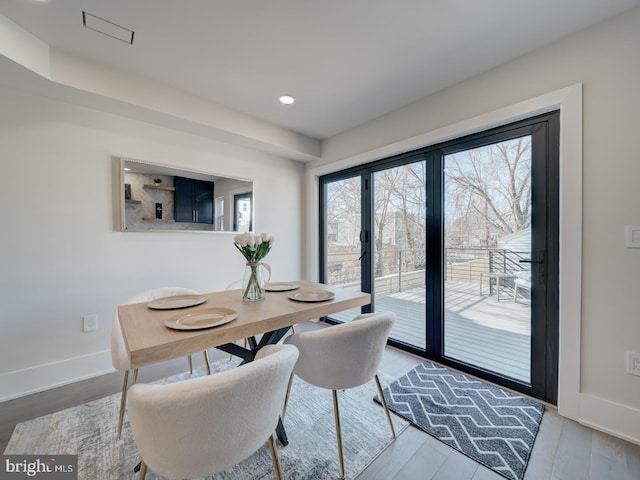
<box><xmin>320</xmin><ymin>155</ymin><xmax>429</xmax><ymax>353</ymax></box>
<box><xmin>320</xmin><ymin>112</ymin><xmax>559</xmax><ymax>404</ymax></box>
<box><xmin>443</xmin><ymin>136</ymin><xmax>533</xmax><ymax>383</ymax></box>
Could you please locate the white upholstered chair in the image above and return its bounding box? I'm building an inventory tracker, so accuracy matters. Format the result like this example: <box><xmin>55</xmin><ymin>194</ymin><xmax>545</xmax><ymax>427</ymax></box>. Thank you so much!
<box><xmin>127</xmin><ymin>344</ymin><xmax>299</xmax><ymax>480</ymax></box>
<box><xmin>111</xmin><ymin>287</ymin><xmax>212</xmax><ymax>439</ymax></box>
<box><xmin>283</xmin><ymin>312</ymin><xmax>397</xmax><ymax>479</ymax></box>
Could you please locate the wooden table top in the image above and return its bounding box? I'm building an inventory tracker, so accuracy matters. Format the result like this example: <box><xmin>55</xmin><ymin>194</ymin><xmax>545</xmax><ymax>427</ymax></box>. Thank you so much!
<box><xmin>118</xmin><ymin>281</ymin><xmax>370</xmax><ymax>369</ymax></box>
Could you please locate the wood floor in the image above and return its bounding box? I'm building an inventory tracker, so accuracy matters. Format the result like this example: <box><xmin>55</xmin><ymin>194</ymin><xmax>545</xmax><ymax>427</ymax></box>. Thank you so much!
<box><xmin>2</xmin><ymin>323</ymin><xmax>639</xmax><ymax>480</ymax></box>
<box><xmin>364</xmin><ymin>347</ymin><xmax>640</xmax><ymax>480</ymax></box>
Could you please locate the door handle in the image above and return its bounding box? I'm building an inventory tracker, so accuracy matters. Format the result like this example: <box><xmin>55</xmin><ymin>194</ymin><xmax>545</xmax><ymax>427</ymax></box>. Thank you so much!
<box><xmin>358</xmin><ymin>230</ymin><xmax>368</xmax><ymax>260</ymax></box>
<box><xmin>519</xmin><ymin>259</ymin><xmax>543</xmax><ymax>264</ymax></box>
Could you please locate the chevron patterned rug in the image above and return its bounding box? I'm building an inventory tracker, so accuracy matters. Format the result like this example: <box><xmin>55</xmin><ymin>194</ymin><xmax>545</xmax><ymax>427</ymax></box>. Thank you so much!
<box><xmin>378</xmin><ymin>360</ymin><xmax>544</xmax><ymax>480</ymax></box>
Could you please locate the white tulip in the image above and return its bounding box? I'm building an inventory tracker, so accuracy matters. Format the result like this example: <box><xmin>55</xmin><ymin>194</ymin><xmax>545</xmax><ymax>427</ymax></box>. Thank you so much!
<box><xmin>233</xmin><ymin>232</ymin><xmax>273</xmax><ymax>262</ymax></box>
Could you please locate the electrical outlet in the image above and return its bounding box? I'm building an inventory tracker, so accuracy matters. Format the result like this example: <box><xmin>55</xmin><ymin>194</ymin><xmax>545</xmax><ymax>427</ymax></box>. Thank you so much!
<box><xmin>626</xmin><ymin>351</ymin><xmax>640</xmax><ymax>377</ymax></box>
<box><xmin>82</xmin><ymin>314</ymin><xmax>98</xmax><ymax>332</ymax></box>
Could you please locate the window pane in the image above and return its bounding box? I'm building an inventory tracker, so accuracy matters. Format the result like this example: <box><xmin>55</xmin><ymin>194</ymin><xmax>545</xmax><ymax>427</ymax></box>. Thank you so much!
<box><xmin>323</xmin><ymin>176</ymin><xmax>362</xmax><ymax>321</ymax></box>
<box><xmin>443</xmin><ymin>136</ymin><xmax>532</xmax><ymax>382</ymax></box>
<box><xmin>373</xmin><ymin>161</ymin><xmax>426</xmax><ymax>349</ymax></box>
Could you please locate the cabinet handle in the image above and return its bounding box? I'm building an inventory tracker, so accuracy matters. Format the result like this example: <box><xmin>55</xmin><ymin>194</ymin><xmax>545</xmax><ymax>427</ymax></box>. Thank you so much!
<box><xmin>195</xmin><ymin>210</ymin><xmax>198</xmax><ymax>223</ymax></box>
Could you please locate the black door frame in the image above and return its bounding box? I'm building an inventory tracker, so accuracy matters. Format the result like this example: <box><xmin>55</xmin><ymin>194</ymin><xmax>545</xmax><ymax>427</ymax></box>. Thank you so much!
<box><xmin>432</xmin><ymin>112</ymin><xmax>559</xmax><ymax>403</ymax></box>
<box><xmin>319</xmin><ymin>111</ymin><xmax>559</xmax><ymax>404</ymax></box>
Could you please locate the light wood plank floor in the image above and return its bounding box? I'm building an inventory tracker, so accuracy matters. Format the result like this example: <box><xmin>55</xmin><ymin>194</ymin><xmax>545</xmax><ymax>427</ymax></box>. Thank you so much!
<box><xmin>2</xmin><ymin>322</ymin><xmax>639</xmax><ymax>480</ymax></box>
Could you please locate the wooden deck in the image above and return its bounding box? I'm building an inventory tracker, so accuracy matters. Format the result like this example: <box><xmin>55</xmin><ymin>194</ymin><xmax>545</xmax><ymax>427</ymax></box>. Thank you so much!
<box><xmin>329</xmin><ymin>280</ymin><xmax>531</xmax><ymax>383</ymax></box>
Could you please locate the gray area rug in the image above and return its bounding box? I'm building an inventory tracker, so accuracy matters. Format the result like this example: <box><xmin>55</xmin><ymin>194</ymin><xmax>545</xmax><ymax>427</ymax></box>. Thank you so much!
<box><xmin>6</xmin><ymin>360</ymin><xmax>407</xmax><ymax>479</ymax></box>
<box><xmin>377</xmin><ymin>360</ymin><xmax>544</xmax><ymax>480</ymax></box>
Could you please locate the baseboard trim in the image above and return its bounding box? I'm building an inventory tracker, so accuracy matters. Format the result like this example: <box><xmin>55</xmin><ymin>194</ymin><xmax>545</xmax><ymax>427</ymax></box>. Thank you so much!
<box><xmin>0</xmin><ymin>350</ymin><xmax>114</xmax><ymax>402</ymax></box>
<box><xmin>579</xmin><ymin>393</ymin><xmax>640</xmax><ymax>446</ymax></box>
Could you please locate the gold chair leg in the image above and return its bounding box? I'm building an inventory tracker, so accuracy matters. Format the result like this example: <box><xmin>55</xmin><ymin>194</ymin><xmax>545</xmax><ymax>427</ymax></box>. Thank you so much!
<box><xmin>291</xmin><ymin>324</ymin><xmax>296</xmax><ymax>334</ymax></box>
<box><xmin>138</xmin><ymin>460</ymin><xmax>147</xmax><ymax>479</ymax></box>
<box><xmin>188</xmin><ymin>354</ymin><xmax>193</xmax><ymax>374</ymax></box>
<box><xmin>281</xmin><ymin>373</ymin><xmax>294</xmax><ymax>421</ymax></box>
<box><xmin>268</xmin><ymin>434</ymin><xmax>283</xmax><ymax>480</ymax></box>
<box><xmin>118</xmin><ymin>368</ymin><xmax>139</xmax><ymax>439</ymax></box>
<box><xmin>374</xmin><ymin>374</ymin><xmax>396</xmax><ymax>439</ymax></box>
<box><xmin>117</xmin><ymin>370</ymin><xmax>129</xmax><ymax>439</ymax></box>
<box><xmin>203</xmin><ymin>350</ymin><xmax>211</xmax><ymax>376</ymax></box>
<box><xmin>332</xmin><ymin>390</ymin><xmax>345</xmax><ymax>480</ymax></box>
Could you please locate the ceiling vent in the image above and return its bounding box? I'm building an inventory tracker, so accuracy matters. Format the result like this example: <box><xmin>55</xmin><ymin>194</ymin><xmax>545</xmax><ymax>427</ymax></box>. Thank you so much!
<box><xmin>82</xmin><ymin>11</ymin><xmax>134</xmax><ymax>45</ymax></box>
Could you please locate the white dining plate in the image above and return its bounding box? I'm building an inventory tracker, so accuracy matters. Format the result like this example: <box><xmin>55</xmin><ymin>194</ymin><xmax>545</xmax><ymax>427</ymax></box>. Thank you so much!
<box><xmin>288</xmin><ymin>289</ymin><xmax>335</xmax><ymax>302</ymax></box>
<box><xmin>265</xmin><ymin>282</ymin><xmax>300</xmax><ymax>292</ymax></box>
<box><xmin>164</xmin><ymin>307</ymin><xmax>238</xmax><ymax>330</ymax></box>
<box><xmin>147</xmin><ymin>294</ymin><xmax>208</xmax><ymax>310</ymax></box>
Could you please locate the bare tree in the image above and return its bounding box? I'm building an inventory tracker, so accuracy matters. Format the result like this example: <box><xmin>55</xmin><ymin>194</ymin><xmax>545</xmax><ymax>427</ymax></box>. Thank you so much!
<box><xmin>374</xmin><ymin>162</ymin><xmax>427</xmax><ymax>275</ymax></box>
<box><xmin>391</xmin><ymin>162</ymin><xmax>426</xmax><ymax>268</ymax></box>
<box><xmin>444</xmin><ymin>137</ymin><xmax>531</xmax><ymax>243</ymax></box>
<box><xmin>326</xmin><ymin>177</ymin><xmax>360</xmax><ymax>247</ymax></box>
<box><xmin>374</xmin><ymin>168</ymin><xmax>400</xmax><ymax>276</ymax></box>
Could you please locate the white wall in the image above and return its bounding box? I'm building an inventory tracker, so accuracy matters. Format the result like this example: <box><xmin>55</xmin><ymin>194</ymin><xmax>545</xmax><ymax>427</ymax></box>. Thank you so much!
<box><xmin>0</xmin><ymin>87</ymin><xmax>304</xmax><ymax>400</ymax></box>
<box><xmin>309</xmin><ymin>8</ymin><xmax>640</xmax><ymax>443</ymax></box>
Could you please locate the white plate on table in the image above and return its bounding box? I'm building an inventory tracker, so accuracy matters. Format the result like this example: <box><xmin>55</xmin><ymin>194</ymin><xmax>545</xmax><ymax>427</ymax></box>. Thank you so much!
<box><xmin>164</xmin><ymin>307</ymin><xmax>238</xmax><ymax>330</ymax></box>
<box><xmin>288</xmin><ymin>290</ymin><xmax>335</xmax><ymax>302</ymax></box>
<box><xmin>265</xmin><ymin>282</ymin><xmax>300</xmax><ymax>292</ymax></box>
<box><xmin>147</xmin><ymin>295</ymin><xmax>208</xmax><ymax>310</ymax></box>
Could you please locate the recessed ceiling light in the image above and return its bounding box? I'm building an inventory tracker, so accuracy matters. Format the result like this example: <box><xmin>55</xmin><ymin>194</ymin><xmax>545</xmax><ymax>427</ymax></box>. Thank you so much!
<box><xmin>279</xmin><ymin>95</ymin><xmax>295</xmax><ymax>105</ymax></box>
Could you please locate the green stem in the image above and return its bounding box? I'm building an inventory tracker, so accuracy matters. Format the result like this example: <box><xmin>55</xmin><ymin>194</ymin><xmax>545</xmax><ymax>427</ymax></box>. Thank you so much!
<box><xmin>243</xmin><ymin>264</ymin><xmax>263</xmax><ymax>300</ymax></box>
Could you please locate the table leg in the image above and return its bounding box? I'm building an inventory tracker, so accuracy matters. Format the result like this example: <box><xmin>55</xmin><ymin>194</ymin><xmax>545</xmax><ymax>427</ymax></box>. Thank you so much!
<box><xmin>276</xmin><ymin>417</ymin><xmax>288</xmax><ymax>446</ymax></box>
<box><xmin>215</xmin><ymin>342</ymin><xmax>256</xmax><ymax>363</ymax></box>
<box><xmin>257</xmin><ymin>328</ymin><xmax>290</xmax><ymax>348</ymax></box>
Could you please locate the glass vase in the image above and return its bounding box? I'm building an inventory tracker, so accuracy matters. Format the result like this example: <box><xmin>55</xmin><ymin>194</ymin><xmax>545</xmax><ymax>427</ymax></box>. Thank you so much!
<box><xmin>242</xmin><ymin>262</ymin><xmax>270</xmax><ymax>301</ymax></box>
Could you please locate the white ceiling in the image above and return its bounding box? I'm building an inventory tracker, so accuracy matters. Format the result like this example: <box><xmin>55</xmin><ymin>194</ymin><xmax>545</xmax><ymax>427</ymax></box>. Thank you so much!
<box><xmin>1</xmin><ymin>0</ymin><xmax>639</xmax><ymax>141</ymax></box>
